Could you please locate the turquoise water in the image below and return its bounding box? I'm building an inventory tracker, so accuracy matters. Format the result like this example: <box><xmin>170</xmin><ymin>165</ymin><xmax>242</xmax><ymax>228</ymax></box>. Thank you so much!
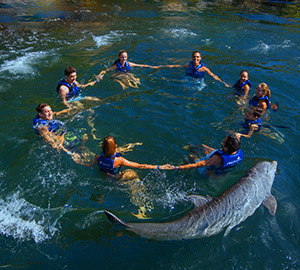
<box><xmin>1</xmin><ymin>0</ymin><xmax>300</xmax><ymax>269</ymax></box>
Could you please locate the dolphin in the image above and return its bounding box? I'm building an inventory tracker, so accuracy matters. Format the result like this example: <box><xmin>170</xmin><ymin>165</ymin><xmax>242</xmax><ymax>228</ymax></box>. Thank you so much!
<box><xmin>104</xmin><ymin>161</ymin><xmax>277</xmax><ymax>240</ymax></box>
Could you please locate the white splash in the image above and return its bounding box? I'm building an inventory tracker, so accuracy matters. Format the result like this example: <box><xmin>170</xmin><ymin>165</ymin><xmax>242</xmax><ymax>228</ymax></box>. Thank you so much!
<box><xmin>0</xmin><ymin>192</ymin><xmax>70</xmax><ymax>243</ymax></box>
<box><xmin>93</xmin><ymin>31</ymin><xmax>137</xmax><ymax>48</ymax></box>
<box><xmin>0</xmin><ymin>51</ymin><xmax>49</xmax><ymax>75</ymax></box>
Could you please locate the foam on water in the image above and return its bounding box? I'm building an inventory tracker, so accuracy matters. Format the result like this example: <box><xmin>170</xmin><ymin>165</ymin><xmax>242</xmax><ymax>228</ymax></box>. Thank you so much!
<box><xmin>92</xmin><ymin>31</ymin><xmax>137</xmax><ymax>48</ymax></box>
<box><xmin>0</xmin><ymin>51</ymin><xmax>50</xmax><ymax>75</ymax></box>
<box><xmin>0</xmin><ymin>191</ymin><xmax>71</xmax><ymax>243</ymax></box>
<box><xmin>163</xmin><ymin>28</ymin><xmax>197</xmax><ymax>38</ymax></box>
<box><xmin>250</xmin><ymin>40</ymin><xmax>293</xmax><ymax>54</ymax></box>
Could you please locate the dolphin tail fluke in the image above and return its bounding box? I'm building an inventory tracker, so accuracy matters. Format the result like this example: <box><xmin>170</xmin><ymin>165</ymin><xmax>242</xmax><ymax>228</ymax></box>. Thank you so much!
<box><xmin>263</xmin><ymin>194</ymin><xmax>277</xmax><ymax>216</ymax></box>
<box><xmin>104</xmin><ymin>210</ymin><xmax>129</xmax><ymax>227</ymax></box>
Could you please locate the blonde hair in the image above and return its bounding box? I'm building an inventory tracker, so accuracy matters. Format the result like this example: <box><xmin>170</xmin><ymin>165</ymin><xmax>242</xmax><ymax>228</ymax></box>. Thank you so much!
<box><xmin>258</xmin><ymin>83</ymin><xmax>271</xmax><ymax>99</ymax></box>
<box><xmin>102</xmin><ymin>136</ymin><xmax>117</xmax><ymax>158</ymax></box>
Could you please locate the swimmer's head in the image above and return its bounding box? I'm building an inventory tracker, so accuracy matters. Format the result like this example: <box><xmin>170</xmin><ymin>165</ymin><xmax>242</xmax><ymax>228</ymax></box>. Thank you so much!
<box><xmin>118</xmin><ymin>50</ymin><xmax>128</xmax><ymax>64</ymax></box>
<box><xmin>102</xmin><ymin>135</ymin><xmax>117</xmax><ymax>158</ymax></box>
<box><xmin>192</xmin><ymin>51</ymin><xmax>201</xmax><ymax>62</ymax></box>
<box><xmin>256</xmin><ymin>83</ymin><xmax>270</xmax><ymax>98</ymax></box>
<box><xmin>246</xmin><ymin>106</ymin><xmax>264</xmax><ymax>120</ymax></box>
<box><xmin>36</xmin><ymin>103</ymin><xmax>53</xmax><ymax>121</ymax></box>
<box><xmin>222</xmin><ymin>134</ymin><xmax>240</xmax><ymax>154</ymax></box>
<box><xmin>239</xmin><ymin>70</ymin><xmax>249</xmax><ymax>82</ymax></box>
<box><xmin>64</xmin><ymin>66</ymin><xmax>77</xmax><ymax>84</ymax></box>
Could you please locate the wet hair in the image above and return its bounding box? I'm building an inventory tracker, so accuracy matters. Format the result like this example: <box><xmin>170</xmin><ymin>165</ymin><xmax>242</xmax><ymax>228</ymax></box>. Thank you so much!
<box><xmin>251</xmin><ymin>106</ymin><xmax>264</xmax><ymax>118</ymax></box>
<box><xmin>113</xmin><ymin>50</ymin><xmax>128</xmax><ymax>66</ymax></box>
<box><xmin>224</xmin><ymin>134</ymin><xmax>240</xmax><ymax>154</ymax></box>
<box><xmin>102</xmin><ymin>135</ymin><xmax>117</xmax><ymax>158</ymax></box>
<box><xmin>64</xmin><ymin>66</ymin><xmax>76</xmax><ymax>76</ymax></box>
<box><xmin>239</xmin><ymin>70</ymin><xmax>249</xmax><ymax>76</ymax></box>
<box><xmin>36</xmin><ymin>103</ymin><xmax>49</xmax><ymax>113</ymax></box>
<box><xmin>192</xmin><ymin>50</ymin><xmax>201</xmax><ymax>57</ymax></box>
<box><xmin>258</xmin><ymin>83</ymin><xmax>271</xmax><ymax>99</ymax></box>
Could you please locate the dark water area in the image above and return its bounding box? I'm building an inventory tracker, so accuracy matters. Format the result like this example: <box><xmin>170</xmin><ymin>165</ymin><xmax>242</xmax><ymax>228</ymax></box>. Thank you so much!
<box><xmin>0</xmin><ymin>0</ymin><xmax>300</xmax><ymax>269</ymax></box>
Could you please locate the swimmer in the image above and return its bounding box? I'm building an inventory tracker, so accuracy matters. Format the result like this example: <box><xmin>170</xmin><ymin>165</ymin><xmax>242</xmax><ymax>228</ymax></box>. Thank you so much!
<box><xmin>168</xmin><ymin>134</ymin><xmax>243</xmax><ymax>173</ymax></box>
<box><xmin>96</xmin><ymin>50</ymin><xmax>160</xmax><ymax>89</ymax></box>
<box><xmin>249</xmin><ymin>83</ymin><xmax>277</xmax><ymax>111</ymax></box>
<box><xmin>33</xmin><ymin>103</ymin><xmax>84</xmax><ymax>157</ymax></box>
<box><xmin>162</xmin><ymin>50</ymin><xmax>230</xmax><ymax>87</ymax></box>
<box><xmin>74</xmin><ymin>135</ymin><xmax>170</xmax><ymax>180</ymax></box>
<box><xmin>233</xmin><ymin>70</ymin><xmax>251</xmax><ymax>99</ymax></box>
<box><xmin>237</xmin><ymin>106</ymin><xmax>264</xmax><ymax>138</ymax></box>
<box><xmin>56</xmin><ymin>66</ymin><xmax>98</xmax><ymax>107</ymax></box>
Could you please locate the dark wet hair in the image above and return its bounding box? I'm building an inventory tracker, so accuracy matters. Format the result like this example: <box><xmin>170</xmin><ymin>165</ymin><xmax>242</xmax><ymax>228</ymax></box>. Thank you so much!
<box><xmin>64</xmin><ymin>66</ymin><xmax>76</xmax><ymax>76</ymax></box>
<box><xmin>224</xmin><ymin>134</ymin><xmax>240</xmax><ymax>154</ymax></box>
<box><xmin>251</xmin><ymin>106</ymin><xmax>264</xmax><ymax>118</ymax></box>
<box><xmin>36</xmin><ymin>103</ymin><xmax>49</xmax><ymax>113</ymax></box>
<box><xmin>113</xmin><ymin>50</ymin><xmax>128</xmax><ymax>66</ymax></box>
<box><xmin>192</xmin><ymin>50</ymin><xmax>201</xmax><ymax>56</ymax></box>
<box><xmin>102</xmin><ymin>135</ymin><xmax>117</xmax><ymax>158</ymax></box>
<box><xmin>239</xmin><ymin>70</ymin><xmax>249</xmax><ymax>76</ymax></box>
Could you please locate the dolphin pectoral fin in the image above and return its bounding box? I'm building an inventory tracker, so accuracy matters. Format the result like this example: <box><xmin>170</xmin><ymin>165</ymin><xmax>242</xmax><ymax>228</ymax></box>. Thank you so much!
<box><xmin>263</xmin><ymin>194</ymin><xmax>277</xmax><ymax>216</ymax></box>
<box><xmin>104</xmin><ymin>210</ymin><xmax>129</xmax><ymax>227</ymax></box>
<box><xmin>186</xmin><ymin>195</ymin><xmax>214</xmax><ymax>208</ymax></box>
<box><xmin>223</xmin><ymin>226</ymin><xmax>232</xmax><ymax>237</ymax></box>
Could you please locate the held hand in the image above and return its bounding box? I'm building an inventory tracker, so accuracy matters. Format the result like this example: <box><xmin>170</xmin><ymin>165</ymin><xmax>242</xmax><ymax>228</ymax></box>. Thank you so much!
<box><xmin>160</xmin><ymin>164</ymin><xmax>175</xmax><ymax>170</ymax></box>
<box><xmin>225</xmin><ymin>83</ymin><xmax>231</xmax><ymax>87</ymax></box>
<box><xmin>96</xmin><ymin>74</ymin><xmax>104</xmax><ymax>82</ymax></box>
<box><xmin>235</xmin><ymin>133</ymin><xmax>242</xmax><ymax>140</ymax></box>
<box><xmin>71</xmin><ymin>153</ymin><xmax>82</xmax><ymax>163</ymax></box>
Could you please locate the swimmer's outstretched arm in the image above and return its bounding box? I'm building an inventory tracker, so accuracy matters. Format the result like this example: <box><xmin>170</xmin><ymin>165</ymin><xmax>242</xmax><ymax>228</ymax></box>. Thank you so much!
<box><xmin>160</xmin><ymin>64</ymin><xmax>187</xmax><ymax>68</ymax></box>
<box><xmin>74</xmin><ymin>155</ymin><xmax>99</xmax><ymax>167</ymax></box>
<box><xmin>203</xmin><ymin>66</ymin><xmax>230</xmax><ymax>87</ymax></box>
<box><xmin>96</xmin><ymin>65</ymin><xmax>117</xmax><ymax>81</ymax></box>
<box><xmin>115</xmin><ymin>157</ymin><xmax>172</xmax><ymax>170</ymax></box>
<box><xmin>169</xmin><ymin>154</ymin><xmax>221</xmax><ymax>170</ymax></box>
<box><xmin>128</xmin><ymin>62</ymin><xmax>160</xmax><ymax>69</ymax></box>
<box><xmin>236</xmin><ymin>125</ymin><xmax>257</xmax><ymax>138</ymax></box>
<box><xmin>76</xmin><ymin>80</ymin><xmax>97</xmax><ymax>89</ymax></box>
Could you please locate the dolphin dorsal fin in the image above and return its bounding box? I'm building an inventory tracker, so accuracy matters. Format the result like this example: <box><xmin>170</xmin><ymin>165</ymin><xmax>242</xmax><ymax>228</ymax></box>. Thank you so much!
<box><xmin>263</xmin><ymin>194</ymin><xmax>277</xmax><ymax>216</ymax></box>
<box><xmin>104</xmin><ymin>210</ymin><xmax>129</xmax><ymax>227</ymax></box>
<box><xmin>186</xmin><ymin>195</ymin><xmax>214</xmax><ymax>208</ymax></box>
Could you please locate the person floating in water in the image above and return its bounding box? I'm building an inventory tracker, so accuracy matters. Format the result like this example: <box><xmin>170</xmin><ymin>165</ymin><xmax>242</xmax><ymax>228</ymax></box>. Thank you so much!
<box><xmin>33</xmin><ymin>103</ymin><xmax>85</xmax><ymax>157</ymax></box>
<box><xmin>56</xmin><ymin>66</ymin><xmax>99</xmax><ymax>107</ymax></box>
<box><xmin>75</xmin><ymin>135</ymin><xmax>170</xmax><ymax>180</ymax></box>
<box><xmin>96</xmin><ymin>50</ymin><xmax>160</xmax><ymax>89</ymax></box>
<box><xmin>249</xmin><ymin>83</ymin><xmax>278</xmax><ymax>111</ymax></box>
<box><xmin>237</xmin><ymin>106</ymin><xmax>264</xmax><ymax>138</ymax></box>
<box><xmin>162</xmin><ymin>50</ymin><xmax>230</xmax><ymax>87</ymax></box>
<box><xmin>234</xmin><ymin>70</ymin><xmax>251</xmax><ymax>99</ymax></box>
<box><xmin>74</xmin><ymin>135</ymin><xmax>171</xmax><ymax>219</ymax></box>
<box><xmin>167</xmin><ymin>134</ymin><xmax>243</xmax><ymax>174</ymax></box>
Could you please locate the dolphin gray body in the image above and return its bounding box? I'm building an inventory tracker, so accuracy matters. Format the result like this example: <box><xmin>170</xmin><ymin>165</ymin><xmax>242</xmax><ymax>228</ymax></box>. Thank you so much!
<box><xmin>104</xmin><ymin>161</ymin><xmax>277</xmax><ymax>240</ymax></box>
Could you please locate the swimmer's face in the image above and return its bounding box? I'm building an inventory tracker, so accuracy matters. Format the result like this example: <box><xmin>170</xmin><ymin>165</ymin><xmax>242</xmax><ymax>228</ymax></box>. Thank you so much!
<box><xmin>239</xmin><ymin>71</ymin><xmax>249</xmax><ymax>82</ymax></box>
<box><xmin>192</xmin><ymin>52</ymin><xmax>201</xmax><ymax>63</ymax></box>
<box><xmin>255</xmin><ymin>84</ymin><xmax>265</xmax><ymax>97</ymax></box>
<box><xmin>119</xmin><ymin>52</ymin><xmax>128</xmax><ymax>64</ymax></box>
<box><xmin>65</xmin><ymin>72</ymin><xmax>77</xmax><ymax>84</ymax></box>
<box><xmin>39</xmin><ymin>106</ymin><xmax>53</xmax><ymax>121</ymax></box>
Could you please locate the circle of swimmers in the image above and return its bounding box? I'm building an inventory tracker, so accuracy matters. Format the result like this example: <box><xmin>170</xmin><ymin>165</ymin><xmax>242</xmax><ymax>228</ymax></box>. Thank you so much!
<box><xmin>33</xmin><ymin>50</ymin><xmax>278</xmax><ymax>181</ymax></box>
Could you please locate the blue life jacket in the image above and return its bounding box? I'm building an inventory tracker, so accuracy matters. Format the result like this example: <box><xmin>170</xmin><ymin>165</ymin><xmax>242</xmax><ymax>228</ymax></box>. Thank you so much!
<box><xmin>234</xmin><ymin>79</ymin><xmax>251</xmax><ymax>94</ymax></box>
<box><xmin>186</xmin><ymin>61</ymin><xmax>206</xmax><ymax>78</ymax></box>
<box><xmin>32</xmin><ymin>115</ymin><xmax>65</xmax><ymax>133</ymax></box>
<box><xmin>56</xmin><ymin>79</ymin><xmax>81</xmax><ymax>100</ymax></box>
<box><xmin>243</xmin><ymin>118</ymin><xmax>262</xmax><ymax>131</ymax></box>
<box><xmin>116</xmin><ymin>61</ymin><xmax>131</xmax><ymax>73</ymax></box>
<box><xmin>97</xmin><ymin>152</ymin><xmax>122</xmax><ymax>175</ymax></box>
<box><xmin>212</xmin><ymin>149</ymin><xmax>243</xmax><ymax>170</ymax></box>
<box><xmin>249</xmin><ymin>95</ymin><xmax>270</xmax><ymax>109</ymax></box>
